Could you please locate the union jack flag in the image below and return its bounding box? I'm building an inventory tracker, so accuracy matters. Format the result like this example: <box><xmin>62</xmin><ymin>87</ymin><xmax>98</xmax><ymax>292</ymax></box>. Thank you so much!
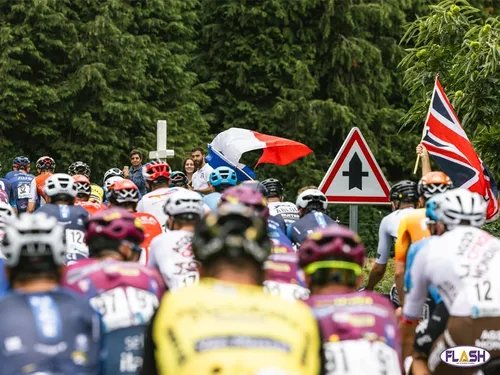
<box><xmin>421</xmin><ymin>76</ymin><xmax>499</xmax><ymax>222</ymax></box>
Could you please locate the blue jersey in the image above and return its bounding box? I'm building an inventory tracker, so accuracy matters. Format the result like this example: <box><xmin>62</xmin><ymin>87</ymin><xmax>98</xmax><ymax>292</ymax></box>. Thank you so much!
<box><xmin>9</xmin><ymin>172</ymin><xmax>35</xmax><ymax>213</ymax></box>
<box><xmin>268</xmin><ymin>214</ymin><xmax>287</xmax><ymax>233</ymax></box>
<box><xmin>0</xmin><ymin>178</ymin><xmax>14</xmax><ymax>205</ymax></box>
<box><xmin>268</xmin><ymin>219</ymin><xmax>294</xmax><ymax>253</ymax></box>
<box><xmin>0</xmin><ymin>288</ymin><xmax>104</xmax><ymax>375</ymax></box>
<box><xmin>5</xmin><ymin>170</ymin><xmax>20</xmax><ymax>180</ymax></box>
<box><xmin>203</xmin><ymin>192</ymin><xmax>221</xmax><ymax>212</ymax></box>
<box><xmin>0</xmin><ymin>259</ymin><xmax>8</xmax><ymax>297</ymax></box>
<box><xmin>287</xmin><ymin>210</ymin><xmax>336</xmax><ymax>247</ymax></box>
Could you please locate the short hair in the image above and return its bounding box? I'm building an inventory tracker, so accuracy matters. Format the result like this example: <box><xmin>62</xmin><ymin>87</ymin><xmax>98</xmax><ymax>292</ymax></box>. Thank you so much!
<box><xmin>297</xmin><ymin>185</ymin><xmax>318</xmax><ymax>196</ymax></box>
<box><xmin>129</xmin><ymin>149</ymin><xmax>142</xmax><ymax>159</ymax></box>
<box><xmin>191</xmin><ymin>146</ymin><xmax>204</xmax><ymax>154</ymax></box>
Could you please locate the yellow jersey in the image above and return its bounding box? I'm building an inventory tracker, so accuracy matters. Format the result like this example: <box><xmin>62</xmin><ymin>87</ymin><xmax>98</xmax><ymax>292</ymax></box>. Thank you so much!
<box><xmin>394</xmin><ymin>208</ymin><xmax>430</xmax><ymax>263</ymax></box>
<box><xmin>152</xmin><ymin>278</ymin><xmax>321</xmax><ymax>375</ymax></box>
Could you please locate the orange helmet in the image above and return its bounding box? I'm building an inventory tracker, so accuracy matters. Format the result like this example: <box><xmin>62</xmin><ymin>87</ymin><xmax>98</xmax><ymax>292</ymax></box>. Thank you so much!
<box><xmin>418</xmin><ymin>171</ymin><xmax>454</xmax><ymax>199</ymax></box>
<box><xmin>72</xmin><ymin>174</ymin><xmax>91</xmax><ymax>196</ymax></box>
<box><xmin>108</xmin><ymin>179</ymin><xmax>140</xmax><ymax>204</ymax></box>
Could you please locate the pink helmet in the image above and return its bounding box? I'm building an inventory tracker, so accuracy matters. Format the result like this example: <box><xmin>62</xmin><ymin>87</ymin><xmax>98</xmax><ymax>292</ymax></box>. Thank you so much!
<box><xmin>299</xmin><ymin>225</ymin><xmax>365</xmax><ymax>274</ymax></box>
<box><xmin>85</xmin><ymin>207</ymin><xmax>144</xmax><ymax>249</ymax></box>
<box><xmin>220</xmin><ymin>185</ymin><xmax>269</xmax><ymax>218</ymax></box>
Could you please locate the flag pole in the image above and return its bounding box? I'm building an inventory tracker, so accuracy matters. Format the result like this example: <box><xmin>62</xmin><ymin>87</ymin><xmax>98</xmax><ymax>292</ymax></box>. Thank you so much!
<box><xmin>413</xmin><ymin>74</ymin><xmax>439</xmax><ymax>175</ymax></box>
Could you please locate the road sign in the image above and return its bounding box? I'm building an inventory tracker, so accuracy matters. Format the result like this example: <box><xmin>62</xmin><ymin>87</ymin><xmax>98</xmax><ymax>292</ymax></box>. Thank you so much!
<box><xmin>149</xmin><ymin>120</ymin><xmax>175</xmax><ymax>160</ymax></box>
<box><xmin>319</xmin><ymin>127</ymin><xmax>391</xmax><ymax>205</ymax></box>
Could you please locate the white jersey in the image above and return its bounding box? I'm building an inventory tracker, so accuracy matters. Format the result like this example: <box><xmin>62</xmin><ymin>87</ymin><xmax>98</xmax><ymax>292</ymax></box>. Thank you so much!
<box><xmin>404</xmin><ymin>226</ymin><xmax>500</xmax><ymax>319</ymax></box>
<box><xmin>148</xmin><ymin>229</ymin><xmax>198</xmax><ymax>291</ymax></box>
<box><xmin>375</xmin><ymin>207</ymin><xmax>414</xmax><ymax>264</ymax></box>
<box><xmin>136</xmin><ymin>187</ymin><xmax>182</xmax><ymax>231</ymax></box>
<box><xmin>268</xmin><ymin>201</ymin><xmax>300</xmax><ymax>227</ymax></box>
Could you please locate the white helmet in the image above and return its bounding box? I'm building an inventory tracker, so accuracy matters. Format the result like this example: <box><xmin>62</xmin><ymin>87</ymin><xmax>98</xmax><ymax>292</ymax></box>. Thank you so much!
<box><xmin>2</xmin><ymin>213</ymin><xmax>66</xmax><ymax>267</ymax></box>
<box><xmin>296</xmin><ymin>189</ymin><xmax>328</xmax><ymax>211</ymax></box>
<box><xmin>104</xmin><ymin>176</ymin><xmax>124</xmax><ymax>192</ymax></box>
<box><xmin>44</xmin><ymin>173</ymin><xmax>78</xmax><ymax>198</ymax></box>
<box><xmin>163</xmin><ymin>189</ymin><xmax>204</xmax><ymax>219</ymax></box>
<box><xmin>436</xmin><ymin>188</ymin><xmax>487</xmax><ymax>228</ymax></box>
<box><xmin>0</xmin><ymin>202</ymin><xmax>14</xmax><ymax>228</ymax></box>
<box><xmin>103</xmin><ymin>168</ymin><xmax>124</xmax><ymax>184</ymax></box>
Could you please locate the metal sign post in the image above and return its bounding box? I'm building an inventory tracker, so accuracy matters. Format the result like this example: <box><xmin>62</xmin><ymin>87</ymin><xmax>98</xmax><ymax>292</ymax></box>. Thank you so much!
<box><xmin>349</xmin><ymin>205</ymin><xmax>358</xmax><ymax>233</ymax></box>
<box><xmin>149</xmin><ymin>120</ymin><xmax>175</xmax><ymax>161</ymax></box>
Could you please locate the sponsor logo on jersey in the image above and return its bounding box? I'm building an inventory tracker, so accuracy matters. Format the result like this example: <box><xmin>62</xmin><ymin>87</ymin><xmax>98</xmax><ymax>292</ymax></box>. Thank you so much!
<box><xmin>440</xmin><ymin>346</ymin><xmax>490</xmax><ymax>367</ymax></box>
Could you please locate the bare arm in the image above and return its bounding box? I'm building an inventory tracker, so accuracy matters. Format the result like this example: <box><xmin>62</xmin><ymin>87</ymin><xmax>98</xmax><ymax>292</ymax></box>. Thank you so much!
<box><xmin>416</xmin><ymin>143</ymin><xmax>431</xmax><ymax>177</ymax></box>
<box><xmin>366</xmin><ymin>262</ymin><xmax>386</xmax><ymax>290</ymax></box>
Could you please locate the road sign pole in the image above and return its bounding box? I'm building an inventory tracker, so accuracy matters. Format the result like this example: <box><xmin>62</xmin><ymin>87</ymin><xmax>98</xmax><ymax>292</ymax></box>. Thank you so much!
<box><xmin>349</xmin><ymin>205</ymin><xmax>358</xmax><ymax>233</ymax></box>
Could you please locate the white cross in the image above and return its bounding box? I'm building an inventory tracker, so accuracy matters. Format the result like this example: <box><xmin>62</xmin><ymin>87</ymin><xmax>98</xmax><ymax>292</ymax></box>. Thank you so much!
<box><xmin>149</xmin><ymin>120</ymin><xmax>175</xmax><ymax>160</ymax></box>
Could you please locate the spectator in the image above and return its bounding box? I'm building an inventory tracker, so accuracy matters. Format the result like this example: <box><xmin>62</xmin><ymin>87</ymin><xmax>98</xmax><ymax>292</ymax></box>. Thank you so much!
<box><xmin>123</xmin><ymin>149</ymin><xmax>147</xmax><ymax>196</ymax></box>
<box><xmin>191</xmin><ymin>147</ymin><xmax>214</xmax><ymax>195</ymax></box>
<box><xmin>182</xmin><ymin>157</ymin><xmax>196</xmax><ymax>190</ymax></box>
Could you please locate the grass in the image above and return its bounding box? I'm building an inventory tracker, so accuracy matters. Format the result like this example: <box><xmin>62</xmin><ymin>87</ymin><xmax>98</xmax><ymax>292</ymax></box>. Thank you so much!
<box><xmin>362</xmin><ymin>258</ymin><xmax>395</xmax><ymax>294</ymax></box>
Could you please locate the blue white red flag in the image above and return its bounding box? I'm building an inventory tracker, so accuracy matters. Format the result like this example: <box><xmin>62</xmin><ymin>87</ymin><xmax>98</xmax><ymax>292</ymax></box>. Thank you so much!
<box><xmin>421</xmin><ymin>76</ymin><xmax>499</xmax><ymax>222</ymax></box>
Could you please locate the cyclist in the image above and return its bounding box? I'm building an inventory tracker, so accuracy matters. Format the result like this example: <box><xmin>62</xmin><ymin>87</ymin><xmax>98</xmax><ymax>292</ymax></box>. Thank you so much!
<box><xmin>263</xmin><ymin>252</ymin><xmax>310</xmax><ymax>301</ymax></box>
<box><xmin>402</xmin><ymin>188</ymin><xmax>500</xmax><ymax>375</ymax></box>
<box><xmin>136</xmin><ymin>161</ymin><xmax>177</xmax><ymax>231</ymax></box>
<box><xmin>149</xmin><ymin>189</ymin><xmax>204</xmax><ymax>291</ymax></box>
<box><xmin>169</xmin><ymin>171</ymin><xmax>188</xmax><ymax>189</ymax></box>
<box><xmin>0</xmin><ymin>162</ymin><xmax>14</xmax><ymax>207</ymax></box>
<box><xmin>102</xmin><ymin>168</ymin><xmax>124</xmax><ymax>201</ymax></box>
<box><xmin>287</xmin><ymin>188</ymin><xmax>336</xmax><ymax>247</ymax></box>
<box><xmin>0</xmin><ymin>213</ymin><xmax>104</xmax><ymax>374</ymax></box>
<box><xmin>394</xmin><ymin>172</ymin><xmax>453</xmax><ymax>303</ymax></box>
<box><xmin>141</xmin><ymin>203</ymin><xmax>321</xmax><ymax>375</ymax></box>
<box><xmin>203</xmin><ymin>166</ymin><xmax>238</xmax><ymax>211</ymax></box>
<box><xmin>27</xmin><ymin>156</ymin><xmax>56</xmax><ymax>212</ymax></box>
<box><xmin>36</xmin><ymin>173</ymin><xmax>89</xmax><ymax>264</ymax></box>
<box><xmin>300</xmin><ymin>225</ymin><xmax>402</xmax><ymax>374</ymax></box>
<box><xmin>365</xmin><ymin>180</ymin><xmax>418</xmax><ymax>291</ymax></box>
<box><xmin>107</xmin><ymin>179</ymin><xmax>162</xmax><ymax>265</ymax></box>
<box><xmin>62</xmin><ymin>208</ymin><xmax>166</xmax><ymax>375</ymax></box>
<box><xmin>73</xmin><ymin>174</ymin><xmax>107</xmax><ymax>215</ymax></box>
<box><xmin>68</xmin><ymin>161</ymin><xmax>104</xmax><ymax>204</ymax></box>
<box><xmin>9</xmin><ymin>156</ymin><xmax>36</xmax><ymax>215</ymax></box>
<box><xmin>262</xmin><ymin>177</ymin><xmax>300</xmax><ymax>228</ymax></box>
<box><xmin>5</xmin><ymin>156</ymin><xmax>27</xmax><ymax>180</ymax></box>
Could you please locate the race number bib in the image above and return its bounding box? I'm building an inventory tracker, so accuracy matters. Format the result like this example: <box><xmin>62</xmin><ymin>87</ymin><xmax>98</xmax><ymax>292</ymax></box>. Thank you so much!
<box><xmin>17</xmin><ymin>183</ymin><xmax>31</xmax><ymax>199</ymax></box>
<box><xmin>66</xmin><ymin>229</ymin><xmax>89</xmax><ymax>258</ymax></box>
<box><xmin>263</xmin><ymin>281</ymin><xmax>310</xmax><ymax>301</ymax></box>
<box><xmin>323</xmin><ymin>340</ymin><xmax>400</xmax><ymax>375</ymax></box>
<box><xmin>90</xmin><ymin>287</ymin><xmax>159</xmax><ymax>332</ymax></box>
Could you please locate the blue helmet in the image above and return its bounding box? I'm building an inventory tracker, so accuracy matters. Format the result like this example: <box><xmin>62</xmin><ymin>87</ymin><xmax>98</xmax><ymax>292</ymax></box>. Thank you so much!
<box><xmin>209</xmin><ymin>167</ymin><xmax>237</xmax><ymax>187</ymax></box>
<box><xmin>425</xmin><ymin>194</ymin><xmax>445</xmax><ymax>223</ymax></box>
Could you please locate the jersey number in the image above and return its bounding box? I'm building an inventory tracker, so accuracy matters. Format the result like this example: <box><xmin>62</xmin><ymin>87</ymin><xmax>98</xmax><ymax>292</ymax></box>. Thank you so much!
<box><xmin>475</xmin><ymin>281</ymin><xmax>492</xmax><ymax>301</ymax></box>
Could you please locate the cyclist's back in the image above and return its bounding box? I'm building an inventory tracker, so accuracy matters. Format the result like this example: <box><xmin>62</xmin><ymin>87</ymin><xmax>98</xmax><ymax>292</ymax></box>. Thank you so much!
<box><xmin>395</xmin><ymin>208</ymin><xmax>429</xmax><ymax>263</ymax></box>
<box><xmin>10</xmin><ymin>171</ymin><xmax>35</xmax><ymax>214</ymax></box>
<box><xmin>133</xmin><ymin>212</ymin><xmax>162</xmax><ymax>265</ymax></box>
<box><xmin>376</xmin><ymin>207</ymin><xmax>414</xmax><ymax>263</ymax></box>
<box><xmin>267</xmin><ymin>218</ymin><xmax>295</xmax><ymax>253</ymax></box>
<box><xmin>268</xmin><ymin>200</ymin><xmax>300</xmax><ymax>227</ymax></box>
<box><xmin>202</xmin><ymin>191</ymin><xmax>221</xmax><ymax>211</ymax></box>
<box><xmin>263</xmin><ymin>252</ymin><xmax>310</xmax><ymax>300</ymax></box>
<box><xmin>288</xmin><ymin>210</ymin><xmax>336</xmax><ymax>245</ymax></box>
<box><xmin>0</xmin><ymin>177</ymin><xmax>13</xmax><ymax>203</ymax></box>
<box><xmin>136</xmin><ymin>186</ymin><xmax>180</xmax><ymax>230</ymax></box>
<box><xmin>75</xmin><ymin>200</ymin><xmax>107</xmax><ymax>215</ymax></box>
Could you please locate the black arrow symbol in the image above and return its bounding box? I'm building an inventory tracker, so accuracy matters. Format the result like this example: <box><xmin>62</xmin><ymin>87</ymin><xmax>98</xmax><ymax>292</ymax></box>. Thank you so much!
<box><xmin>342</xmin><ymin>153</ymin><xmax>369</xmax><ymax>190</ymax></box>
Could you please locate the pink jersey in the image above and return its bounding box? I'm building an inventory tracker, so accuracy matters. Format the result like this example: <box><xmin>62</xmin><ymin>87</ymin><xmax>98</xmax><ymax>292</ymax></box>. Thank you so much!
<box><xmin>263</xmin><ymin>252</ymin><xmax>310</xmax><ymax>300</ymax></box>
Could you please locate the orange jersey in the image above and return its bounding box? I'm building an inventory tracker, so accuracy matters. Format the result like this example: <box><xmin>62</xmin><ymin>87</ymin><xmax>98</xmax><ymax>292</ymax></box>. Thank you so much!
<box><xmin>394</xmin><ymin>208</ymin><xmax>430</xmax><ymax>263</ymax></box>
<box><xmin>133</xmin><ymin>212</ymin><xmax>163</xmax><ymax>265</ymax></box>
<box><xmin>75</xmin><ymin>200</ymin><xmax>107</xmax><ymax>215</ymax></box>
<box><xmin>35</xmin><ymin>173</ymin><xmax>52</xmax><ymax>200</ymax></box>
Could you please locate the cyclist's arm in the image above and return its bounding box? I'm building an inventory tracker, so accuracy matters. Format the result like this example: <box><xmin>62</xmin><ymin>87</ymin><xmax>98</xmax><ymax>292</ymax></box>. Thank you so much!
<box><xmin>394</xmin><ymin>218</ymin><xmax>410</xmax><ymax>305</ymax></box>
<box><xmin>413</xmin><ymin>301</ymin><xmax>449</xmax><ymax>358</ymax></box>
<box><xmin>140</xmin><ymin>310</ymin><xmax>159</xmax><ymax>375</ymax></box>
<box><xmin>27</xmin><ymin>179</ymin><xmax>38</xmax><ymax>213</ymax></box>
<box><xmin>366</xmin><ymin>216</ymin><xmax>390</xmax><ymax>290</ymax></box>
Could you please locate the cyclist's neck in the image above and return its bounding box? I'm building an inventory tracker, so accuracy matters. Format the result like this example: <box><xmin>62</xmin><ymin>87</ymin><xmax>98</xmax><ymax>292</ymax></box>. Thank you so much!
<box><xmin>14</xmin><ymin>279</ymin><xmax>59</xmax><ymax>293</ymax></box>
<box><xmin>267</xmin><ymin>197</ymin><xmax>281</xmax><ymax>203</ymax></box>
<box><xmin>208</xmin><ymin>272</ymin><xmax>258</xmax><ymax>286</ymax></box>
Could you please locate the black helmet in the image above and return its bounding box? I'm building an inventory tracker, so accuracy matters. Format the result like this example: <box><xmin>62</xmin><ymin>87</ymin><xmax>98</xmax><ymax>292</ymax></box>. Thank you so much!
<box><xmin>389</xmin><ymin>180</ymin><xmax>418</xmax><ymax>202</ymax></box>
<box><xmin>240</xmin><ymin>180</ymin><xmax>269</xmax><ymax>198</ymax></box>
<box><xmin>261</xmin><ymin>178</ymin><xmax>283</xmax><ymax>198</ymax></box>
<box><xmin>193</xmin><ymin>203</ymin><xmax>271</xmax><ymax>264</ymax></box>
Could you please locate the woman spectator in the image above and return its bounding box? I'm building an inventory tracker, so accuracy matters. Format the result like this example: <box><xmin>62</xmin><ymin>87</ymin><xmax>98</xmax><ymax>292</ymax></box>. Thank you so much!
<box><xmin>182</xmin><ymin>158</ymin><xmax>196</xmax><ymax>190</ymax></box>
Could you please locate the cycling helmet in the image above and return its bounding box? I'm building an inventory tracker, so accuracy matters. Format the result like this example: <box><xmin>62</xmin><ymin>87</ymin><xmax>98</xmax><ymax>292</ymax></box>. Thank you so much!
<box><xmin>13</xmin><ymin>156</ymin><xmax>30</xmax><ymax>169</ymax></box>
<box><xmin>142</xmin><ymin>160</ymin><xmax>171</xmax><ymax>183</ymax></box>
<box><xmin>241</xmin><ymin>180</ymin><xmax>269</xmax><ymax>198</ymax></box>
<box><xmin>164</xmin><ymin>189</ymin><xmax>204</xmax><ymax>220</ymax></box>
<box><xmin>103</xmin><ymin>168</ymin><xmax>124</xmax><ymax>184</ymax></box>
<box><xmin>435</xmin><ymin>188</ymin><xmax>487</xmax><ymax>228</ymax></box>
<box><xmin>262</xmin><ymin>178</ymin><xmax>284</xmax><ymax>198</ymax></box>
<box><xmin>108</xmin><ymin>179</ymin><xmax>140</xmax><ymax>204</ymax></box>
<box><xmin>425</xmin><ymin>194</ymin><xmax>446</xmax><ymax>223</ymax></box>
<box><xmin>296</xmin><ymin>189</ymin><xmax>328</xmax><ymax>211</ymax></box>
<box><xmin>68</xmin><ymin>161</ymin><xmax>91</xmax><ymax>179</ymax></box>
<box><xmin>418</xmin><ymin>171</ymin><xmax>454</xmax><ymax>199</ymax></box>
<box><xmin>2</xmin><ymin>213</ymin><xmax>66</xmax><ymax>267</ymax></box>
<box><xmin>85</xmin><ymin>208</ymin><xmax>144</xmax><ymax>255</ymax></box>
<box><xmin>104</xmin><ymin>176</ymin><xmax>124</xmax><ymax>192</ymax></box>
<box><xmin>209</xmin><ymin>167</ymin><xmax>238</xmax><ymax>187</ymax></box>
<box><xmin>44</xmin><ymin>173</ymin><xmax>78</xmax><ymax>198</ymax></box>
<box><xmin>72</xmin><ymin>175</ymin><xmax>91</xmax><ymax>197</ymax></box>
<box><xmin>221</xmin><ymin>185</ymin><xmax>269</xmax><ymax>218</ymax></box>
<box><xmin>193</xmin><ymin>203</ymin><xmax>271</xmax><ymax>264</ymax></box>
<box><xmin>170</xmin><ymin>171</ymin><xmax>188</xmax><ymax>187</ymax></box>
<box><xmin>389</xmin><ymin>180</ymin><xmax>418</xmax><ymax>202</ymax></box>
<box><xmin>36</xmin><ymin>156</ymin><xmax>56</xmax><ymax>171</ymax></box>
<box><xmin>0</xmin><ymin>202</ymin><xmax>15</xmax><ymax>228</ymax></box>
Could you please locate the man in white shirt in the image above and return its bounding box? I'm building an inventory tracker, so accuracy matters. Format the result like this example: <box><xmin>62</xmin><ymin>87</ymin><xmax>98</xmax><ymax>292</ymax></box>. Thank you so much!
<box><xmin>191</xmin><ymin>146</ymin><xmax>214</xmax><ymax>195</ymax></box>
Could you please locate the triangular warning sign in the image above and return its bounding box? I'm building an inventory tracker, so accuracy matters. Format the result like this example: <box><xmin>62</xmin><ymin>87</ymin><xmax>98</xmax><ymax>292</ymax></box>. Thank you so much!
<box><xmin>319</xmin><ymin>128</ymin><xmax>391</xmax><ymax>205</ymax></box>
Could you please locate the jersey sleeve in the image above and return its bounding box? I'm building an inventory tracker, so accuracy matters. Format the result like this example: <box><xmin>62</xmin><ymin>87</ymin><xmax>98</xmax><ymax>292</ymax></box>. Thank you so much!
<box><xmin>28</xmin><ymin>179</ymin><xmax>38</xmax><ymax>203</ymax></box>
<box><xmin>375</xmin><ymin>216</ymin><xmax>391</xmax><ymax>265</ymax></box>
<box><xmin>148</xmin><ymin>236</ymin><xmax>159</xmax><ymax>268</ymax></box>
<box><xmin>403</xmin><ymin>247</ymin><xmax>431</xmax><ymax>320</ymax></box>
<box><xmin>394</xmin><ymin>217</ymin><xmax>410</xmax><ymax>263</ymax></box>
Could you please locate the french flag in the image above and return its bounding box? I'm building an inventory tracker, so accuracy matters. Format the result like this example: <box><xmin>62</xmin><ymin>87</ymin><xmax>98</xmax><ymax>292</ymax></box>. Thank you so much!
<box><xmin>206</xmin><ymin>128</ymin><xmax>312</xmax><ymax>182</ymax></box>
